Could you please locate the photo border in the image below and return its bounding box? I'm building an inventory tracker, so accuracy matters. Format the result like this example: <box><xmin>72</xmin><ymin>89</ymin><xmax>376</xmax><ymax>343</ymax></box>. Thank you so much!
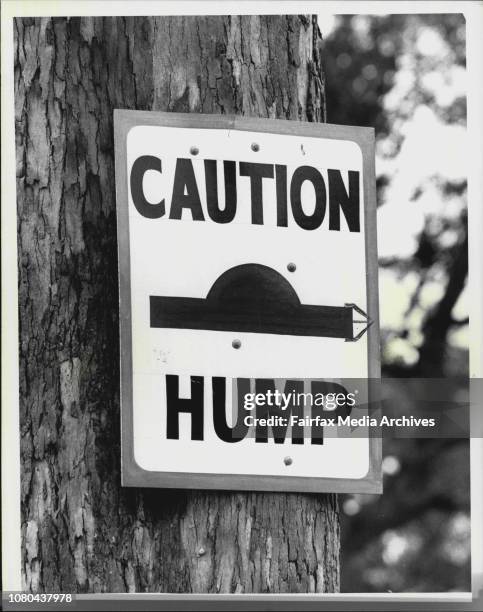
<box><xmin>2</xmin><ymin>1</ymin><xmax>480</xmax><ymax>606</ymax></box>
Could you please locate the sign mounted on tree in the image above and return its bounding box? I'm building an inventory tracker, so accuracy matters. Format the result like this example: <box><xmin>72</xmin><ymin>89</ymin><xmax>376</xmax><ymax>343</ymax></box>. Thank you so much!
<box><xmin>115</xmin><ymin>110</ymin><xmax>381</xmax><ymax>493</ymax></box>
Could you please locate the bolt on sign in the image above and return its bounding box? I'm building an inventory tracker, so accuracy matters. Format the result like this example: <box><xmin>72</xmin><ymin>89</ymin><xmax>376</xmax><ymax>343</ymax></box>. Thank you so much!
<box><xmin>114</xmin><ymin>110</ymin><xmax>382</xmax><ymax>493</ymax></box>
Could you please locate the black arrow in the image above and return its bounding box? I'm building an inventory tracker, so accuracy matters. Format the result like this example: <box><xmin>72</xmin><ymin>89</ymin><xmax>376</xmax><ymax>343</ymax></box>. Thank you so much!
<box><xmin>344</xmin><ymin>303</ymin><xmax>373</xmax><ymax>342</ymax></box>
<box><xmin>149</xmin><ymin>264</ymin><xmax>372</xmax><ymax>341</ymax></box>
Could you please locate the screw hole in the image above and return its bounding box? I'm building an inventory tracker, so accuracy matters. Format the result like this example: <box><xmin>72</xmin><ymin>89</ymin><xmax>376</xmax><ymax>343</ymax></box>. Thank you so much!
<box><xmin>251</xmin><ymin>143</ymin><xmax>260</xmax><ymax>152</ymax></box>
<box><xmin>284</xmin><ymin>456</ymin><xmax>293</xmax><ymax>466</ymax></box>
<box><xmin>232</xmin><ymin>339</ymin><xmax>242</xmax><ymax>349</ymax></box>
<box><xmin>190</xmin><ymin>146</ymin><xmax>199</xmax><ymax>155</ymax></box>
<box><xmin>287</xmin><ymin>263</ymin><xmax>296</xmax><ymax>273</ymax></box>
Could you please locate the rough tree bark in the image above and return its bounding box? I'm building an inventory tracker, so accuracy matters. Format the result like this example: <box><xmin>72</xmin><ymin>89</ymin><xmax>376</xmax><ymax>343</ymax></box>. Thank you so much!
<box><xmin>15</xmin><ymin>16</ymin><xmax>339</xmax><ymax>593</ymax></box>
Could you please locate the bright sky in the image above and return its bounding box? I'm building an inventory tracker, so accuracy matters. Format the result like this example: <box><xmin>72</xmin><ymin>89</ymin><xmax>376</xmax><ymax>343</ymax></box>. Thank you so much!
<box><xmin>317</xmin><ymin>13</ymin><xmax>338</xmax><ymax>39</ymax></box>
<box><xmin>317</xmin><ymin>15</ymin><xmax>468</xmax><ymax>359</ymax></box>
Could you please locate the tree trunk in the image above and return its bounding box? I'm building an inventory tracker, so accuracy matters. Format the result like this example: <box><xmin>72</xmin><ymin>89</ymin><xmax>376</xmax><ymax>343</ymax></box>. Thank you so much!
<box><xmin>15</xmin><ymin>15</ymin><xmax>339</xmax><ymax>593</ymax></box>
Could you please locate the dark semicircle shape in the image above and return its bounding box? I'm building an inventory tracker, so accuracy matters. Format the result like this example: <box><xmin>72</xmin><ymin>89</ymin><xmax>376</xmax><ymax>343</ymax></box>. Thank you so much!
<box><xmin>206</xmin><ymin>263</ymin><xmax>301</xmax><ymax>313</ymax></box>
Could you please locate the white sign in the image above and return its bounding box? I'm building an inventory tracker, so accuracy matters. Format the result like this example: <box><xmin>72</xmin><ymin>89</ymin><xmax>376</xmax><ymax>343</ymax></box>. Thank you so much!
<box><xmin>115</xmin><ymin>111</ymin><xmax>381</xmax><ymax>493</ymax></box>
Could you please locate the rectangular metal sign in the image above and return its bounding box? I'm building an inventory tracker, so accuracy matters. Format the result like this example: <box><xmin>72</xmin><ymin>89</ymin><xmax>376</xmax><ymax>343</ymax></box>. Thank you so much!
<box><xmin>115</xmin><ymin>110</ymin><xmax>381</xmax><ymax>493</ymax></box>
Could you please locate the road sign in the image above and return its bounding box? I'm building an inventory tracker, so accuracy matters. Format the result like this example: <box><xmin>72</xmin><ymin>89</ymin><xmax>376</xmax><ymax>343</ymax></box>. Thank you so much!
<box><xmin>114</xmin><ymin>110</ymin><xmax>381</xmax><ymax>493</ymax></box>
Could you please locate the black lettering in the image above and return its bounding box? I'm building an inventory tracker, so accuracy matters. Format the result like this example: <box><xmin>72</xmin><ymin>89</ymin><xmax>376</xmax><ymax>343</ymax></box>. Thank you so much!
<box><xmin>311</xmin><ymin>381</ymin><xmax>352</xmax><ymax>445</ymax></box>
<box><xmin>213</xmin><ymin>377</ymin><xmax>250</xmax><ymax>442</ymax></box>
<box><xmin>239</xmin><ymin>162</ymin><xmax>274</xmax><ymax>225</ymax></box>
<box><xmin>290</xmin><ymin>166</ymin><xmax>327</xmax><ymax>230</ymax></box>
<box><xmin>166</xmin><ymin>375</ymin><xmax>204</xmax><ymax>440</ymax></box>
<box><xmin>130</xmin><ymin>155</ymin><xmax>165</xmax><ymax>219</ymax></box>
<box><xmin>255</xmin><ymin>379</ymin><xmax>304</xmax><ymax>444</ymax></box>
<box><xmin>328</xmin><ymin>169</ymin><xmax>360</xmax><ymax>232</ymax></box>
<box><xmin>205</xmin><ymin>160</ymin><xmax>237</xmax><ymax>224</ymax></box>
<box><xmin>275</xmin><ymin>164</ymin><xmax>288</xmax><ymax>227</ymax></box>
<box><xmin>310</xmin><ymin>381</ymin><xmax>325</xmax><ymax>446</ymax></box>
<box><xmin>170</xmin><ymin>158</ymin><xmax>205</xmax><ymax>220</ymax></box>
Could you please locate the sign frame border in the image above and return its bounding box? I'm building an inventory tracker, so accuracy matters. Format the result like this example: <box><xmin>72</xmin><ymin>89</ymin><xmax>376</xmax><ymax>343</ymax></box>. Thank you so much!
<box><xmin>114</xmin><ymin>110</ymin><xmax>382</xmax><ymax>494</ymax></box>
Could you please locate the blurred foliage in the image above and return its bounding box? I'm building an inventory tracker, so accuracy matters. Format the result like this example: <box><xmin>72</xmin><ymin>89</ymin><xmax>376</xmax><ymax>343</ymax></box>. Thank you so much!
<box><xmin>321</xmin><ymin>13</ymin><xmax>469</xmax><ymax>592</ymax></box>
